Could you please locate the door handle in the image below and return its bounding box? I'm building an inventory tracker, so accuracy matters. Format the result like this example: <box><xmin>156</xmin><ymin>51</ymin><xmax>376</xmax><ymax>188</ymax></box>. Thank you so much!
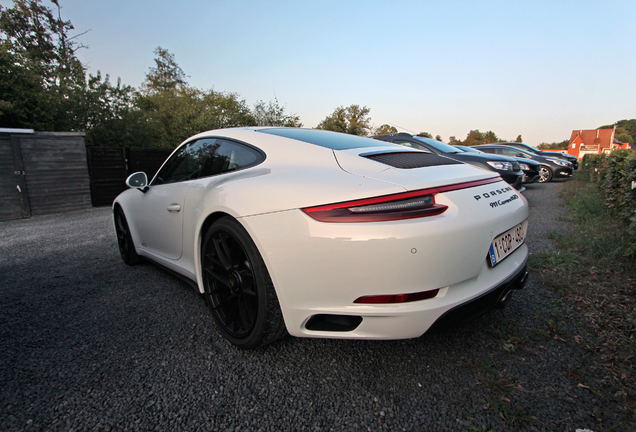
<box><xmin>167</xmin><ymin>203</ymin><xmax>181</xmax><ymax>212</ymax></box>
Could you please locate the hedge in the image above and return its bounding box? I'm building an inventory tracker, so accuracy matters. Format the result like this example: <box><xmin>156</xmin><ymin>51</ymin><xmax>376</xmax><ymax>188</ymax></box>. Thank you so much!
<box><xmin>582</xmin><ymin>150</ymin><xmax>636</xmax><ymax>256</ymax></box>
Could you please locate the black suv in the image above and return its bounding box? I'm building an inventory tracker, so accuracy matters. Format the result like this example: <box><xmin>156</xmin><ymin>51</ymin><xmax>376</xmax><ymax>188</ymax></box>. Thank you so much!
<box><xmin>501</xmin><ymin>142</ymin><xmax>578</xmax><ymax>170</ymax></box>
<box><xmin>372</xmin><ymin>133</ymin><xmax>524</xmax><ymax>190</ymax></box>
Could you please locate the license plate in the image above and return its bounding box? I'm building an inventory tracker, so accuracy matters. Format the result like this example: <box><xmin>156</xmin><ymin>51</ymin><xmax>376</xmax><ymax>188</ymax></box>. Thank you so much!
<box><xmin>488</xmin><ymin>221</ymin><xmax>527</xmax><ymax>267</ymax></box>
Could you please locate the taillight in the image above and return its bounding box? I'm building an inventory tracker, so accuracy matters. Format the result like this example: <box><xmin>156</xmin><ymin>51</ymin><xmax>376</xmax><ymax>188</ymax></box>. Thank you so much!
<box><xmin>301</xmin><ymin>177</ymin><xmax>500</xmax><ymax>223</ymax></box>
<box><xmin>354</xmin><ymin>288</ymin><xmax>440</xmax><ymax>304</ymax></box>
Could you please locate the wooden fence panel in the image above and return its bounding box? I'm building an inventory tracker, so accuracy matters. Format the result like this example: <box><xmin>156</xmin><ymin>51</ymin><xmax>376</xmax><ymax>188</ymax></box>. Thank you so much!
<box><xmin>128</xmin><ymin>148</ymin><xmax>173</xmax><ymax>180</ymax></box>
<box><xmin>0</xmin><ymin>136</ymin><xmax>28</xmax><ymax>221</ymax></box>
<box><xmin>19</xmin><ymin>132</ymin><xmax>92</xmax><ymax>215</ymax></box>
<box><xmin>86</xmin><ymin>147</ymin><xmax>174</xmax><ymax>207</ymax></box>
<box><xmin>86</xmin><ymin>147</ymin><xmax>127</xmax><ymax>207</ymax></box>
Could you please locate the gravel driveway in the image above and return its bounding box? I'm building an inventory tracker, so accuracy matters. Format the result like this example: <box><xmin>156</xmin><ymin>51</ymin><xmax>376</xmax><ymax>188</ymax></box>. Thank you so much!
<box><xmin>0</xmin><ymin>181</ymin><xmax>630</xmax><ymax>431</ymax></box>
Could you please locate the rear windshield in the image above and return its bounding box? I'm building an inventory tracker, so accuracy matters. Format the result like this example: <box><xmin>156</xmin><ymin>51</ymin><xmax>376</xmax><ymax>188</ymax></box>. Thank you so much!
<box><xmin>258</xmin><ymin>128</ymin><xmax>392</xmax><ymax>150</ymax></box>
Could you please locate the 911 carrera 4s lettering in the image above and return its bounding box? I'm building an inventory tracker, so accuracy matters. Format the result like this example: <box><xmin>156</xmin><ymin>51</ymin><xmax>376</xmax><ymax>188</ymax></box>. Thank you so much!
<box><xmin>490</xmin><ymin>194</ymin><xmax>520</xmax><ymax>208</ymax></box>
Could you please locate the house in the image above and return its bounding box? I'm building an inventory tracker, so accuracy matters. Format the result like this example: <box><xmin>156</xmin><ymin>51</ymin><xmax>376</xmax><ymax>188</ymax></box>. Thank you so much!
<box><xmin>567</xmin><ymin>127</ymin><xmax>632</xmax><ymax>160</ymax></box>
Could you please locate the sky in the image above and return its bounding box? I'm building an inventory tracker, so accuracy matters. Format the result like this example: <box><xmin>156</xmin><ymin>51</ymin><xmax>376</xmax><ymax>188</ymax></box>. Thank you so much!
<box><xmin>4</xmin><ymin>0</ymin><xmax>635</xmax><ymax>144</ymax></box>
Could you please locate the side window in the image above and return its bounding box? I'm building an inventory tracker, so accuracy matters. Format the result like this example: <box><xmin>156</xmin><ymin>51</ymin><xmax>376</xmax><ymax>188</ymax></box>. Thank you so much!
<box><xmin>152</xmin><ymin>139</ymin><xmax>217</xmax><ymax>186</ymax></box>
<box><xmin>501</xmin><ymin>148</ymin><xmax>516</xmax><ymax>157</ymax></box>
<box><xmin>199</xmin><ymin>139</ymin><xmax>264</xmax><ymax>178</ymax></box>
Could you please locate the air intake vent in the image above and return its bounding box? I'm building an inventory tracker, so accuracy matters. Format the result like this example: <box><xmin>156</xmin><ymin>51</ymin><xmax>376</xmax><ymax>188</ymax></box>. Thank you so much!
<box><xmin>364</xmin><ymin>152</ymin><xmax>463</xmax><ymax>169</ymax></box>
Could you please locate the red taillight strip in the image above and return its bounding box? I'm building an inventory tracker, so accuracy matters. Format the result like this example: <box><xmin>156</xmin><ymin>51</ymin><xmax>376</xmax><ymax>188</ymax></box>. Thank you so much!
<box><xmin>432</xmin><ymin>176</ymin><xmax>501</xmax><ymax>193</ymax></box>
<box><xmin>354</xmin><ymin>288</ymin><xmax>440</xmax><ymax>304</ymax></box>
<box><xmin>301</xmin><ymin>177</ymin><xmax>501</xmax><ymax>223</ymax></box>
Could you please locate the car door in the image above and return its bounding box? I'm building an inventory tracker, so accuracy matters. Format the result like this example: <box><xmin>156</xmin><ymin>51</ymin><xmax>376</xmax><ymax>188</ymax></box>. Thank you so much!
<box><xmin>129</xmin><ymin>138</ymin><xmax>216</xmax><ymax>260</ymax></box>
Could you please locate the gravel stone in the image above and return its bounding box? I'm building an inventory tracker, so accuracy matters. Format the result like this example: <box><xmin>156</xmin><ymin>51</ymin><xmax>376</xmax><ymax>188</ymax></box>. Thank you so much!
<box><xmin>0</xmin><ymin>181</ymin><xmax>631</xmax><ymax>431</ymax></box>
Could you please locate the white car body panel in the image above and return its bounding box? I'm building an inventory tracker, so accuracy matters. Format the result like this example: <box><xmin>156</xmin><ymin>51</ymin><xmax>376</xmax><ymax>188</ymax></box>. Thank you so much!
<box><xmin>114</xmin><ymin>127</ymin><xmax>529</xmax><ymax>341</ymax></box>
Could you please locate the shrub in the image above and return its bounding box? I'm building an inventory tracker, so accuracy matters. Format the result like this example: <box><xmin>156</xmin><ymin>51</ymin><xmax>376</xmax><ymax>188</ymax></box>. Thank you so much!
<box><xmin>582</xmin><ymin>150</ymin><xmax>636</xmax><ymax>256</ymax></box>
<box><xmin>582</xmin><ymin>153</ymin><xmax>607</xmax><ymax>183</ymax></box>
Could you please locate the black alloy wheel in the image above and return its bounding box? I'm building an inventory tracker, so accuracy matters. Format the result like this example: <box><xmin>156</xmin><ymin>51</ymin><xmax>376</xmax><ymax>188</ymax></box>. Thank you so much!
<box><xmin>114</xmin><ymin>207</ymin><xmax>142</xmax><ymax>265</ymax></box>
<box><xmin>202</xmin><ymin>217</ymin><xmax>286</xmax><ymax>349</ymax></box>
<box><xmin>538</xmin><ymin>165</ymin><xmax>553</xmax><ymax>183</ymax></box>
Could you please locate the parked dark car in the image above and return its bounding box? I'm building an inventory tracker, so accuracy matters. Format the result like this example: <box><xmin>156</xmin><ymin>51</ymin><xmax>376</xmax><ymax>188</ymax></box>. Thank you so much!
<box><xmin>372</xmin><ymin>134</ymin><xmax>524</xmax><ymax>190</ymax></box>
<box><xmin>473</xmin><ymin>144</ymin><xmax>573</xmax><ymax>183</ymax></box>
<box><xmin>501</xmin><ymin>142</ymin><xmax>578</xmax><ymax>170</ymax></box>
<box><xmin>453</xmin><ymin>145</ymin><xmax>541</xmax><ymax>184</ymax></box>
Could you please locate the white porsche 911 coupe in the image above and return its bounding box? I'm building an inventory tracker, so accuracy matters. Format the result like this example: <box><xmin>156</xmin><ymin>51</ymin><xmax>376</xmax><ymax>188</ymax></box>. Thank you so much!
<box><xmin>113</xmin><ymin>127</ymin><xmax>529</xmax><ymax>349</ymax></box>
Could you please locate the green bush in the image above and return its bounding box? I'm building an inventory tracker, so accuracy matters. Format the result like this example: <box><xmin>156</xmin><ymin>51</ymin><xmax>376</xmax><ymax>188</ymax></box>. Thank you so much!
<box><xmin>582</xmin><ymin>153</ymin><xmax>607</xmax><ymax>183</ymax></box>
<box><xmin>582</xmin><ymin>150</ymin><xmax>636</xmax><ymax>256</ymax></box>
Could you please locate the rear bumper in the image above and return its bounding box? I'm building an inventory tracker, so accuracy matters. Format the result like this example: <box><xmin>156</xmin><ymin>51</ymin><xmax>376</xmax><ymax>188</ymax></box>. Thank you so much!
<box><xmin>242</xmin><ymin>179</ymin><xmax>529</xmax><ymax>340</ymax></box>
<box><xmin>427</xmin><ymin>263</ymin><xmax>528</xmax><ymax>332</ymax></box>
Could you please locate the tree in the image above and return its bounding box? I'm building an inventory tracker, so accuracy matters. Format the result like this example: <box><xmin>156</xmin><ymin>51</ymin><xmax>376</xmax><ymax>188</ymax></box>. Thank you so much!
<box><xmin>141</xmin><ymin>46</ymin><xmax>188</xmax><ymax>95</ymax></box>
<box><xmin>483</xmin><ymin>131</ymin><xmax>499</xmax><ymax>144</ymax></box>
<box><xmin>435</xmin><ymin>135</ymin><xmax>442</xmax><ymax>141</ymax></box>
<box><xmin>537</xmin><ymin>140</ymin><xmax>569</xmax><ymax>150</ymax></box>
<box><xmin>464</xmin><ymin>130</ymin><xmax>486</xmax><ymax>146</ymax></box>
<box><xmin>600</xmin><ymin>119</ymin><xmax>636</xmax><ymax>145</ymax></box>
<box><xmin>0</xmin><ymin>0</ymin><xmax>87</xmax><ymax>130</ymax></box>
<box><xmin>451</xmin><ymin>129</ymin><xmax>509</xmax><ymax>146</ymax></box>
<box><xmin>252</xmin><ymin>98</ymin><xmax>302</xmax><ymax>127</ymax></box>
<box><xmin>133</xmin><ymin>86</ymin><xmax>256</xmax><ymax>148</ymax></box>
<box><xmin>374</xmin><ymin>124</ymin><xmax>397</xmax><ymax>135</ymax></box>
<box><xmin>81</xmin><ymin>72</ymin><xmax>136</xmax><ymax>146</ymax></box>
<box><xmin>417</xmin><ymin>132</ymin><xmax>432</xmax><ymax>138</ymax></box>
<box><xmin>126</xmin><ymin>46</ymin><xmax>259</xmax><ymax>147</ymax></box>
<box><xmin>0</xmin><ymin>0</ymin><xmax>136</xmax><ymax>137</ymax></box>
<box><xmin>616</xmin><ymin>133</ymin><xmax>634</xmax><ymax>145</ymax></box>
<box><xmin>0</xmin><ymin>41</ymin><xmax>50</xmax><ymax>128</ymax></box>
<box><xmin>514</xmin><ymin>135</ymin><xmax>522</xmax><ymax>143</ymax></box>
<box><xmin>316</xmin><ymin>104</ymin><xmax>371</xmax><ymax>136</ymax></box>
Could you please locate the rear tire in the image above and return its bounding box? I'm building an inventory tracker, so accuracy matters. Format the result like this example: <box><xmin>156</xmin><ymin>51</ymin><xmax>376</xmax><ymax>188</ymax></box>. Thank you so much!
<box><xmin>114</xmin><ymin>207</ymin><xmax>142</xmax><ymax>265</ymax></box>
<box><xmin>539</xmin><ymin>165</ymin><xmax>553</xmax><ymax>183</ymax></box>
<box><xmin>201</xmin><ymin>217</ymin><xmax>287</xmax><ymax>349</ymax></box>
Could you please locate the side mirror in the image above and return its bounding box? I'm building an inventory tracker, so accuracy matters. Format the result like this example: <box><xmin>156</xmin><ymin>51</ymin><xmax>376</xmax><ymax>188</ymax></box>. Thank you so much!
<box><xmin>126</xmin><ymin>172</ymin><xmax>148</xmax><ymax>192</ymax></box>
<box><xmin>516</xmin><ymin>153</ymin><xmax>525</xmax><ymax>158</ymax></box>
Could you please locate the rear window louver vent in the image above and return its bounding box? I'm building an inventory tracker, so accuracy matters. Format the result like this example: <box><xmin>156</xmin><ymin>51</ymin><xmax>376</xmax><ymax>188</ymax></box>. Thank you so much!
<box><xmin>363</xmin><ymin>152</ymin><xmax>463</xmax><ymax>169</ymax></box>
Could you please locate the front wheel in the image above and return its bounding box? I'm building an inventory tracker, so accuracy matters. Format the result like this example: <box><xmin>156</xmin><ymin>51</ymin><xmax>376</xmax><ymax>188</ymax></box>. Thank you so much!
<box><xmin>201</xmin><ymin>217</ymin><xmax>286</xmax><ymax>349</ymax></box>
<box><xmin>538</xmin><ymin>165</ymin><xmax>553</xmax><ymax>183</ymax></box>
<box><xmin>114</xmin><ymin>207</ymin><xmax>142</xmax><ymax>265</ymax></box>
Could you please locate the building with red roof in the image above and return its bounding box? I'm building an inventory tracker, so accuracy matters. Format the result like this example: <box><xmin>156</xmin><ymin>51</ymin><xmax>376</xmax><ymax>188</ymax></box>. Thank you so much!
<box><xmin>567</xmin><ymin>127</ymin><xmax>632</xmax><ymax>160</ymax></box>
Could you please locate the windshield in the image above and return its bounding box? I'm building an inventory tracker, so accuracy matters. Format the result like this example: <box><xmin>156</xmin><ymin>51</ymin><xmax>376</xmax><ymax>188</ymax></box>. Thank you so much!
<box><xmin>413</xmin><ymin>136</ymin><xmax>460</xmax><ymax>154</ymax></box>
<box><xmin>511</xmin><ymin>148</ymin><xmax>534</xmax><ymax>158</ymax></box>
<box><xmin>513</xmin><ymin>143</ymin><xmax>540</xmax><ymax>154</ymax></box>
<box><xmin>455</xmin><ymin>145</ymin><xmax>483</xmax><ymax>154</ymax></box>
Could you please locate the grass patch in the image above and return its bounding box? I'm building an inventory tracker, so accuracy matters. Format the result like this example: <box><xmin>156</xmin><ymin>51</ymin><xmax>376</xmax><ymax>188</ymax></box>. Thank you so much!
<box><xmin>529</xmin><ymin>249</ymin><xmax>579</xmax><ymax>270</ymax></box>
<box><xmin>558</xmin><ymin>173</ymin><xmax>633</xmax><ymax>262</ymax></box>
<box><xmin>532</xmin><ymin>172</ymin><xmax>636</xmax><ymax>414</ymax></box>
